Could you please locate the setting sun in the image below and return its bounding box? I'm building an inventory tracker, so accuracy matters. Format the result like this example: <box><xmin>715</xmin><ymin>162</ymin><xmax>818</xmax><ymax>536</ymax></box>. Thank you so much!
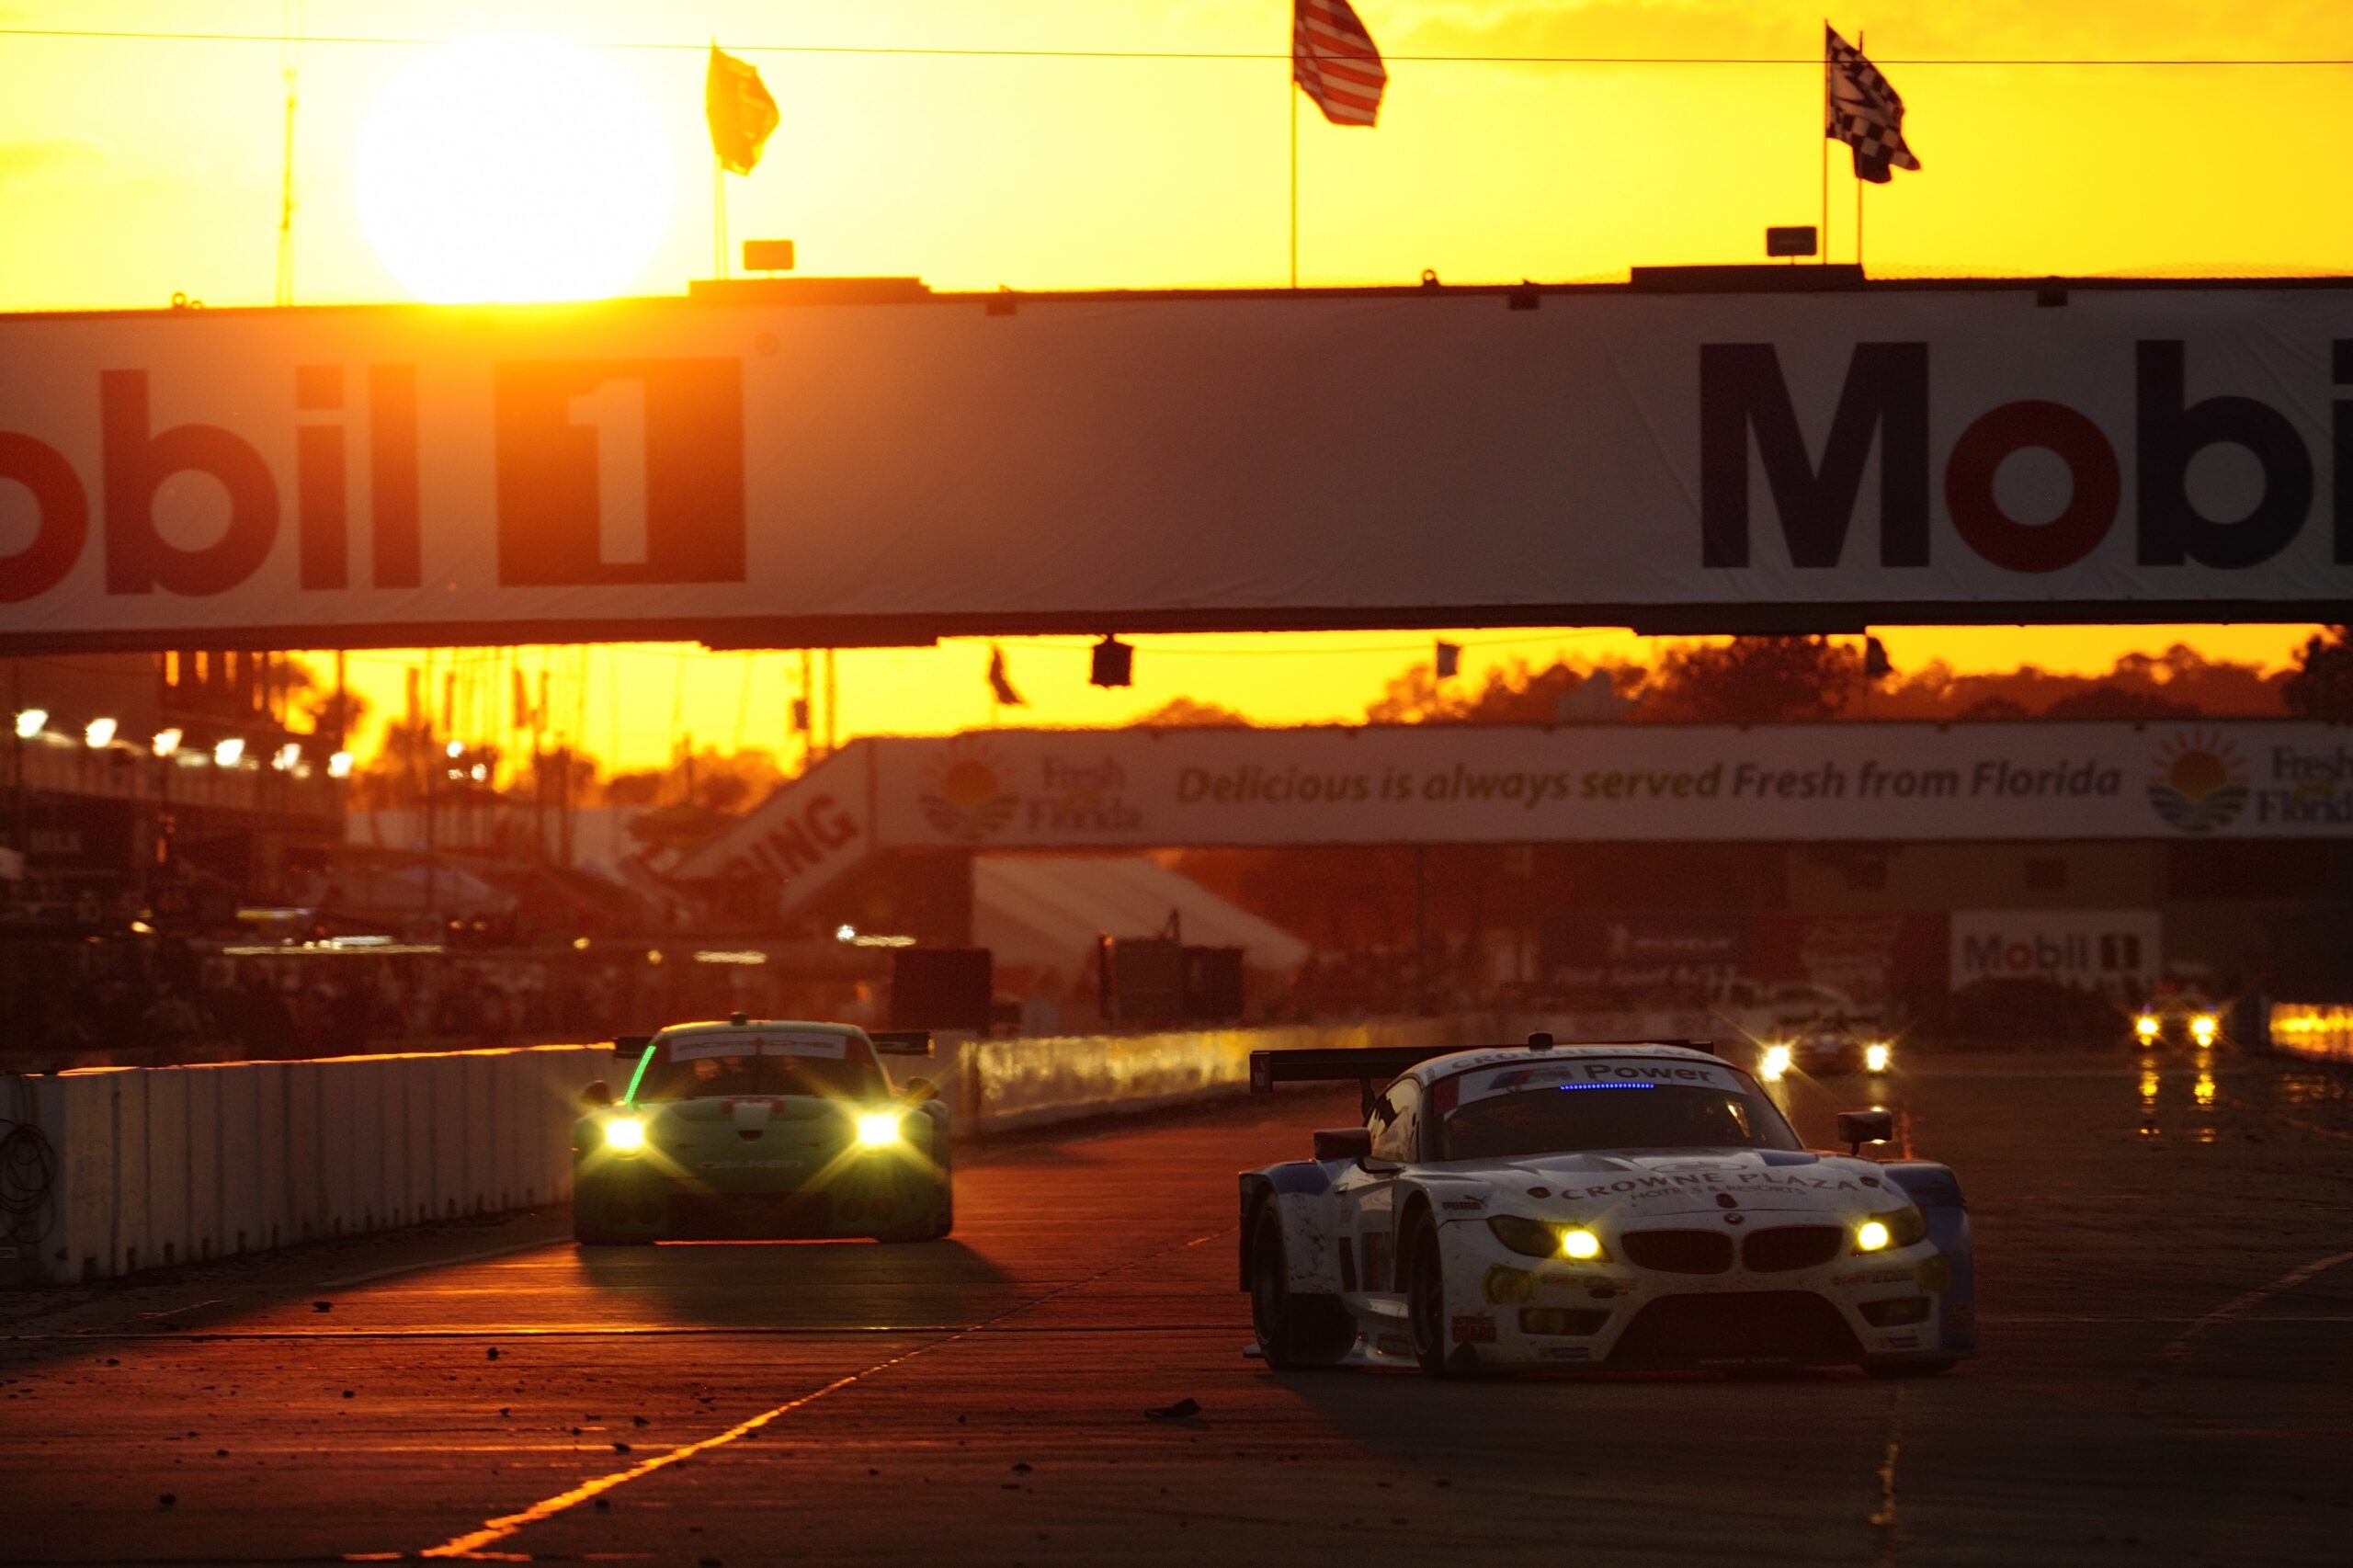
<box><xmin>354</xmin><ymin>32</ymin><xmax>674</xmax><ymax>303</ymax></box>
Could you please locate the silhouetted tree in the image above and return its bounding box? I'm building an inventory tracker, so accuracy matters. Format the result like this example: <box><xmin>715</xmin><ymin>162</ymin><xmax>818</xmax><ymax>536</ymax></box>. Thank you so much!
<box><xmin>1132</xmin><ymin>697</ymin><xmax>1253</xmax><ymax>727</ymax></box>
<box><xmin>1639</xmin><ymin>636</ymin><xmax>1859</xmax><ymax>723</ymax></box>
<box><xmin>1868</xmin><ymin>643</ymin><xmax>2285</xmax><ymax>721</ymax></box>
<box><xmin>1956</xmin><ymin>694</ymin><xmax>2033</xmax><ymax>722</ymax></box>
<box><xmin>1367</xmin><ymin>656</ymin><xmax>1645</xmax><ymax>725</ymax></box>
<box><xmin>2040</xmin><ymin>687</ymin><xmax>2199</xmax><ymax>721</ymax></box>
<box><xmin>2284</xmin><ymin>626</ymin><xmax>2353</xmax><ymax>720</ymax></box>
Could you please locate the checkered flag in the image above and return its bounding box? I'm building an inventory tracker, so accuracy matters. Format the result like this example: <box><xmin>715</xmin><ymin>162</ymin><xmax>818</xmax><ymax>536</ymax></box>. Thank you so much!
<box><xmin>1825</xmin><ymin>27</ymin><xmax>1919</xmax><ymax>184</ymax></box>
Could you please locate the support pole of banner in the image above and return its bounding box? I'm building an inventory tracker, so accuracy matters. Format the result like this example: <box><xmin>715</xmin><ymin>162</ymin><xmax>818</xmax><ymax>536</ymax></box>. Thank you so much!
<box><xmin>799</xmin><ymin>648</ymin><xmax>814</xmax><ymax>771</ymax></box>
<box><xmin>713</xmin><ymin>157</ymin><xmax>728</xmax><ymax>279</ymax></box>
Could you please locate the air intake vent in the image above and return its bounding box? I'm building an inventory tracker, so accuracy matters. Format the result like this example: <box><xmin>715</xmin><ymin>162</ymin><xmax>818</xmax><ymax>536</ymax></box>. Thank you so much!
<box><xmin>1620</xmin><ymin>1229</ymin><xmax>1734</xmax><ymax>1274</ymax></box>
<box><xmin>1743</xmin><ymin>1226</ymin><xmax>1845</xmax><ymax>1273</ymax></box>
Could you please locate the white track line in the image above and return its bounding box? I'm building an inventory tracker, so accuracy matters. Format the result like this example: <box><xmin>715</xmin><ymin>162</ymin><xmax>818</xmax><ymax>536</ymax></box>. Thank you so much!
<box><xmin>1870</xmin><ymin>1384</ymin><xmax>1905</xmax><ymax>1567</ymax></box>
<box><xmin>415</xmin><ymin>1231</ymin><xmax>1228</xmax><ymax>1560</ymax></box>
<box><xmin>2156</xmin><ymin>1250</ymin><xmax>2353</xmax><ymax>1365</ymax></box>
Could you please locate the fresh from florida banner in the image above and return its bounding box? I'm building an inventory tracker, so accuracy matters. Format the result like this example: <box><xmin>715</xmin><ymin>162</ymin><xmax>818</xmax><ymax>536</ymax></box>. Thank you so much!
<box><xmin>854</xmin><ymin>719</ymin><xmax>2351</xmax><ymax>849</ymax></box>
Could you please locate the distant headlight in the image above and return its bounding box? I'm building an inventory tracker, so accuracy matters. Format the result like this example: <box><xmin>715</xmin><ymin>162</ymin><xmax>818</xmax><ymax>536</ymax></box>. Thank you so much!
<box><xmin>603</xmin><ymin>1117</ymin><xmax>646</xmax><ymax>1153</ymax></box>
<box><xmin>2189</xmin><ymin>1014</ymin><xmax>2218</xmax><ymax>1043</ymax></box>
<box><xmin>855</xmin><ymin>1111</ymin><xmax>904</xmax><ymax>1150</ymax></box>
<box><xmin>1864</xmin><ymin>1042</ymin><xmax>1892</xmax><ymax>1074</ymax></box>
<box><xmin>2134</xmin><ymin>1015</ymin><xmax>2160</xmax><ymax>1040</ymax></box>
<box><xmin>1760</xmin><ymin>1044</ymin><xmax>1793</xmax><ymax>1082</ymax></box>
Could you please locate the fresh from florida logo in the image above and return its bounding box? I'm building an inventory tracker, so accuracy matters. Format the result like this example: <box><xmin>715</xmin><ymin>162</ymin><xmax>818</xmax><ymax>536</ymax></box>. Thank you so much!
<box><xmin>917</xmin><ymin>738</ymin><xmax>1019</xmax><ymax>842</ymax></box>
<box><xmin>2147</xmin><ymin>731</ymin><xmax>2248</xmax><ymax>834</ymax></box>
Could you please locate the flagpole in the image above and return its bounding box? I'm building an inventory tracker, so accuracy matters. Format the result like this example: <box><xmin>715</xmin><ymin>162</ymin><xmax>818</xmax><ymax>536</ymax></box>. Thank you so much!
<box><xmin>1289</xmin><ymin>67</ymin><xmax>1300</xmax><ymax>289</ymax></box>
<box><xmin>1819</xmin><ymin>22</ymin><xmax>1830</xmax><ymax>266</ymax></box>
<box><xmin>1855</xmin><ymin>28</ymin><xmax>1866</xmax><ymax>271</ymax></box>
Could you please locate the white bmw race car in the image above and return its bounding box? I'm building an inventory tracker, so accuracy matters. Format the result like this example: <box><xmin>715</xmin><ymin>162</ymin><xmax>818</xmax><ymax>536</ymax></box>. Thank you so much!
<box><xmin>1238</xmin><ymin>1035</ymin><xmax>1976</xmax><ymax>1377</ymax></box>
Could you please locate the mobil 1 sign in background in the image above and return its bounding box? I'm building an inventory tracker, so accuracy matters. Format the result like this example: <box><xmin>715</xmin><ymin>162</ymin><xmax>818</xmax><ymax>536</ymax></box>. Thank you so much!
<box><xmin>0</xmin><ymin>281</ymin><xmax>2347</xmax><ymax>648</ymax></box>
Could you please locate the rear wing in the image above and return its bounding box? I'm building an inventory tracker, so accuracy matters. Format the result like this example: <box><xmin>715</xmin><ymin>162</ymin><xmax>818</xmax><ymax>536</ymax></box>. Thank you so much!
<box><xmin>1248</xmin><ymin>1046</ymin><xmax>1460</xmax><ymax>1094</ymax></box>
<box><xmin>1249</xmin><ymin>1036</ymin><xmax>1722</xmax><ymax>1112</ymax></box>
<box><xmin>869</xmin><ymin>1029</ymin><xmax>935</xmax><ymax>1059</ymax></box>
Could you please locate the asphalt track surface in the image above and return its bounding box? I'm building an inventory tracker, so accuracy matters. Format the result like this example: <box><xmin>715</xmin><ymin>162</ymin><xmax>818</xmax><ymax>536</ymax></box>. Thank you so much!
<box><xmin>4</xmin><ymin>1049</ymin><xmax>2352</xmax><ymax>1567</ymax></box>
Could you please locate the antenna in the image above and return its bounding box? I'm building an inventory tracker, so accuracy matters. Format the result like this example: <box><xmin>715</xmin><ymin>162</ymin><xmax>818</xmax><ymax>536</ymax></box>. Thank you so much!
<box><xmin>274</xmin><ymin>2</ymin><xmax>302</xmax><ymax>306</ymax></box>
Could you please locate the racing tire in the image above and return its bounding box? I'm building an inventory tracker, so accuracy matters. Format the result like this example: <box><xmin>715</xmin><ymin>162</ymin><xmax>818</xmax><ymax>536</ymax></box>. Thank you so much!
<box><xmin>1864</xmin><ymin>1358</ymin><xmax>1960</xmax><ymax>1379</ymax></box>
<box><xmin>1403</xmin><ymin>1214</ymin><xmax>1456</xmax><ymax>1379</ymax></box>
<box><xmin>1247</xmin><ymin>1207</ymin><xmax>1354</xmax><ymax>1370</ymax></box>
<box><xmin>877</xmin><ymin>1185</ymin><xmax>954</xmax><ymax>1244</ymax></box>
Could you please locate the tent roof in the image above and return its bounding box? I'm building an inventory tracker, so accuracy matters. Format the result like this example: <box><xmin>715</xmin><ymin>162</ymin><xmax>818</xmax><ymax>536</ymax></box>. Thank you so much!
<box><xmin>973</xmin><ymin>855</ymin><xmax>1310</xmax><ymax>974</ymax></box>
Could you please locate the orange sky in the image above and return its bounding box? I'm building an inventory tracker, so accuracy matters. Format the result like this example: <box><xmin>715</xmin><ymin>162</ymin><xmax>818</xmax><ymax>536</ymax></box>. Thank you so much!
<box><xmin>2</xmin><ymin>3</ymin><xmax>2342</xmax><ymax>770</ymax></box>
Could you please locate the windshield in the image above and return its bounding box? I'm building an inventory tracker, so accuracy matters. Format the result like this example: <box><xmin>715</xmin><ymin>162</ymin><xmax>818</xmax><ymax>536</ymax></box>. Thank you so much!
<box><xmin>1430</xmin><ymin>1058</ymin><xmax>1802</xmax><ymax>1161</ymax></box>
<box><xmin>633</xmin><ymin>1035</ymin><xmax>886</xmax><ymax>1103</ymax></box>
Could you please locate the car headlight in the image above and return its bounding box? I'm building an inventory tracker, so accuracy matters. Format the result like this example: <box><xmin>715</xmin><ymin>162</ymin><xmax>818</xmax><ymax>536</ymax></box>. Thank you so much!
<box><xmin>1864</xmin><ymin>1042</ymin><xmax>1892</xmax><ymax>1074</ymax></box>
<box><xmin>2134</xmin><ymin>1015</ymin><xmax>2159</xmax><ymax>1040</ymax></box>
<box><xmin>1854</xmin><ymin>1207</ymin><xmax>1927</xmax><ymax>1254</ymax></box>
<box><xmin>1486</xmin><ymin>1215</ymin><xmax>1608</xmax><ymax>1262</ymax></box>
<box><xmin>2190</xmin><ymin>1015</ymin><xmax>2218</xmax><ymax>1042</ymax></box>
<box><xmin>602</xmin><ymin>1117</ymin><xmax>646</xmax><ymax>1154</ymax></box>
<box><xmin>1760</xmin><ymin>1044</ymin><xmax>1792</xmax><ymax>1082</ymax></box>
<box><xmin>854</xmin><ymin>1110</ymin><xmax>904</xmax><ymax>1150</ymax></box>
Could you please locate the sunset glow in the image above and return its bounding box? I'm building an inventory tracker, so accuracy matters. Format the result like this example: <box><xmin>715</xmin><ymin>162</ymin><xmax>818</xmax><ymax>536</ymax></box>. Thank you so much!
<box><xmin>355</xmin><ymin>32</ymin><xmax>673</xmax><ymax>302</ymax></box>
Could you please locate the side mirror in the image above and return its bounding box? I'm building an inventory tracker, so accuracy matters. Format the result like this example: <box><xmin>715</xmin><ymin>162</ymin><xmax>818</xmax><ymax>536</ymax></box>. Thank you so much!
<box><xmin>900</xmin><ymin>1077</ymin><xmax>940</xmax><ymax>1104</ymax></box>
<box><xmin>580</xmin><ymin>1080</ymin><xmax>614</xmax><ymax>1109</ymax></box>
<box><xmin>1836</xmin><ymin>1109</ymin><xmax>1894</xmax><ymax>1156</ymax></box>
<box><xmin>1313</xmin><ymin>1127</ymin><xmax>1372</xmax><ymax>1163</ymax></box>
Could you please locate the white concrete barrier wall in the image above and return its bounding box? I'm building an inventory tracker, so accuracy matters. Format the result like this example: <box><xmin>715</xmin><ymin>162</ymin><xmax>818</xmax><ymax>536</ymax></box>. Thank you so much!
<box><xmin>947</xmin><ymin>1016</ymin><xmax>1503</xmax><ymax>1135</ymax></box>
<box><xmin>5</xmin><ymin>1043</ymin><xmax>610</xmax><ymax>1286</ymax></box>
<box><xmin>6</xmin><ymin>1018</ymin><xmax>1635</xmax><ymax>1286</ymax></box>
<box><xmin>2268</xmin><ymin>1001</ymin><xmax>2353</xmax><ymax>1064</ymax></box>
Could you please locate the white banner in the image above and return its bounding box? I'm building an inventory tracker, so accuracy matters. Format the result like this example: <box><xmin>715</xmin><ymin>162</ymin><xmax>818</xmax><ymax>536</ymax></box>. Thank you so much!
<box><xmin>2</xmin><ymin>283</ymin><xmax>2349</xmax><ymax>647</ymax></box>
<box><xmin>690</xmin><ymin>719</ymin><xmax>2353</xmax><ymax>881</ymax></box>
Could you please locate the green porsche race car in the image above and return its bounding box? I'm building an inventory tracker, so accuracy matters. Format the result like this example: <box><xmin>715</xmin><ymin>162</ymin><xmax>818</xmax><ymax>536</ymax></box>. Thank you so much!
<box><xmin>573</xmin><ymin>1017</ymin><xmax>951</xmax><ymax>1244</ymax></box>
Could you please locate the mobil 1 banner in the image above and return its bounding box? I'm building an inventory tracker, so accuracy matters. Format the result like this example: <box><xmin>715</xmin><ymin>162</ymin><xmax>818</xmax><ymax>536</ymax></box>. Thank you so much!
<box><xmin>1</xmin><ymin>283</ymin><xmax>2349</xmax><ymax>650</ymax></box>
<box><xmin>867</xmin><ymin>720</ymin><xmax>2351</xmax><ymax>849</ymax></box>
<box><xmin>1950</xmin><ymin>910</ymin><xmax>2162</xmax><ymax>990</ymax></box>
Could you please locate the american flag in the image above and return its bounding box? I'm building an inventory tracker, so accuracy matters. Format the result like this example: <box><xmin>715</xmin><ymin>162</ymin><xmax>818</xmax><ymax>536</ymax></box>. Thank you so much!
<box><xmin>1294</xmin><ymin>0</ymin><xmax>1386</xmax><ymax>128</ymax></box>
<box><xmin>1825</xmin><ymin>27</ymin><xmax>1919</xmax><ymax>183</ymax></box>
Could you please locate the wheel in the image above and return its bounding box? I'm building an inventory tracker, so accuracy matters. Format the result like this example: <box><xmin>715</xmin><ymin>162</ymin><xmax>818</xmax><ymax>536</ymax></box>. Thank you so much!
<box><xmin>1248</xmin><ymin>1207</ymin><xmax>1354</xmax><ymax>1369</ymax></box>
<box><xmin>573</xmin><ymin>1199</ymin><xmax>654</xmax><ymax>1246</ymax></box>
<box><xmin>879</xmin><ymin>1122</ymin><xmax>954</xmax><ymax>1242</ymax></box>
<box><xmin>1403</xmin><ymin>1214</ymin><xmax>1456</xmax><ymax>1378</ymax></box>
<box><xmin>877</xmin><ymin>1185</ymin><xmax>953</xmax><ymax>1243</ymax></box>
<box><xmin>1864</xmin><ymin>1358</ymin><xmax>1959</xmax><ymax>1379</ymax></box>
